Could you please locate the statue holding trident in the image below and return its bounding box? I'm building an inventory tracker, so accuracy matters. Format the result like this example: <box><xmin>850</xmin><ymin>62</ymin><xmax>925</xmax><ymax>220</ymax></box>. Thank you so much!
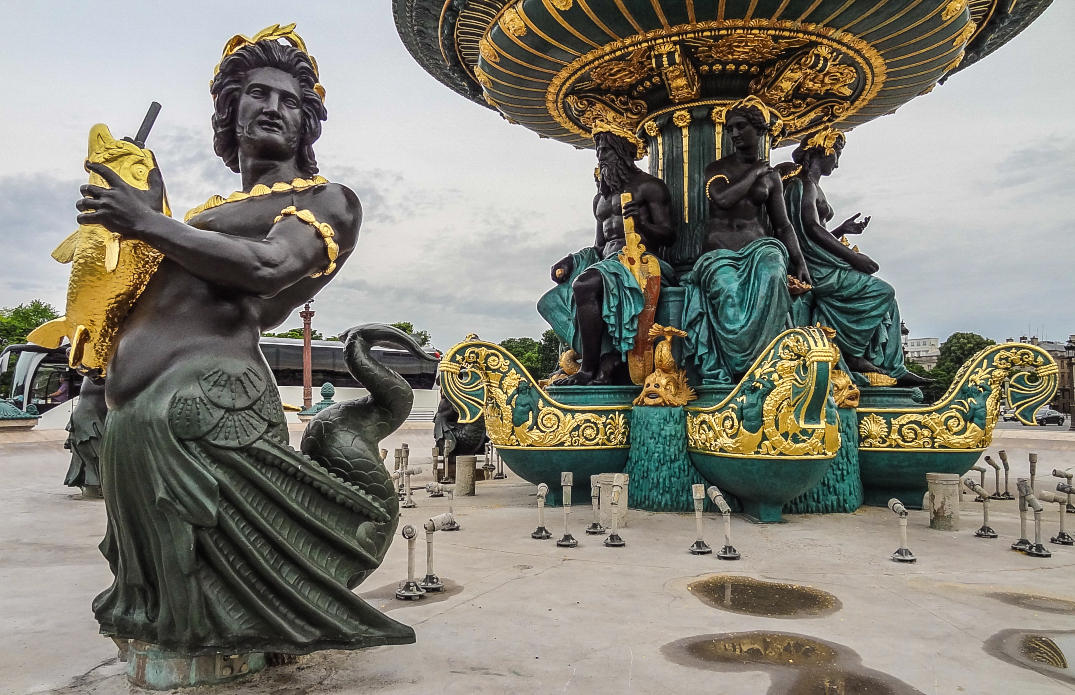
<box><xmin>538</xmin><ymin>118</ymin><xmax>675</xmax><ymax>385</ymax></box>
<box><xmin>70</xmin><ymin>24</ymin><xmax>415</xmax><ymax>686</ymax></box>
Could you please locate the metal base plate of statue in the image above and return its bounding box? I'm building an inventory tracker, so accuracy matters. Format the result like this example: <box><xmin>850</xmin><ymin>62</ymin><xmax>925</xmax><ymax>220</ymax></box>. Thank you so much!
<box><xmin>124</xmin><ymin>641</ymin><xmax>266</xmax><ymax>690</ymax></box>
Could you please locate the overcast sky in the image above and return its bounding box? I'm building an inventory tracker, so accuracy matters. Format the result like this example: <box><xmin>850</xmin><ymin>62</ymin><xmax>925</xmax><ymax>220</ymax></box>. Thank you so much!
<box><xmin>1</xmin><ymin>2</ymin><xmax>1072</xmax><ymax>349</ymax></box>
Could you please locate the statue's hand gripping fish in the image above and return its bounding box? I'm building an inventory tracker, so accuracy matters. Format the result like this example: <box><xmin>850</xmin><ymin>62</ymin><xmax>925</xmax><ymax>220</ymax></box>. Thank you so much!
<box><xmin>28</xmin><ymin>124</ymin><xmax>170</xmax><ymax>377</ymax></box>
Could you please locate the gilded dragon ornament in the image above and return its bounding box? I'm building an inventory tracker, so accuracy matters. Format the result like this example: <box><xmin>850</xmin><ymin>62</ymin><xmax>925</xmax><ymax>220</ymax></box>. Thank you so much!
<box><xmin>686</xmin><ymin>326</ymin><xmax>841</xmax><ymax>459</ymax></box>
<box><xmin>857</xmin><ymin>343</ymin><xmax>1058</xmax><ymax>452</ymax></box>
<box><xmin>439</xmin><ymin>340</ymin><xmax>630</xmax><ymax>450</ymax></box>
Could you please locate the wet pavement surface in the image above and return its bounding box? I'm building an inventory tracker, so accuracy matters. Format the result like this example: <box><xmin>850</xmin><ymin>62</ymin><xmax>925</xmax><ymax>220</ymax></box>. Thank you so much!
<box><xmin>687</xmin><ymin>575</ymin><xmax>841</xmax><ymax>618</ymax></box>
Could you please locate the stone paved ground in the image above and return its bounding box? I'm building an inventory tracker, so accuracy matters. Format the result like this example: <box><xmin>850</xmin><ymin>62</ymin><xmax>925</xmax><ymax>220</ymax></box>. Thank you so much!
<box><xmin>4</xmin><ymin>423</ymin><xmax>1074</xmax><ymax>694</ymax></box>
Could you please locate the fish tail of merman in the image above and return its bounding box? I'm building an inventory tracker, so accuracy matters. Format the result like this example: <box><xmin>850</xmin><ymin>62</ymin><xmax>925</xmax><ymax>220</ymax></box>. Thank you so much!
<box><xmin>51</xmin><ymin>231</ymin><xmax>80</xmax><ymax>264</ymax></box>
<box><xmin>26</xmin><ymin>318</ymin><xmax>70</xmax><ymax>349</ymax></box>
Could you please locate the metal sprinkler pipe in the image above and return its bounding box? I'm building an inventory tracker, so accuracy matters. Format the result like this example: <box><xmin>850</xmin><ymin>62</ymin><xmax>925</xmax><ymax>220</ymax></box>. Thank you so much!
<box><xmin>1053</xmin><ymin>469</ymin><xmax>1074</xmax><ymax>513</ymax></box>
<box><xmin>1012</xmin><ymin>479</ymin><xmax>1033</xmax><ymax>552</ymax></box>
<box><xmin>1029</xmin><ymin>453</ymin><xmax>1038</xmax><ymax>492</ymax></box>
<box><xmin>556</xmin><ymin>472</ymin><xmax>579</xmax><ymax>547</ymax></box>
<box><xmin>707</xmin><ymin>485</ymin><xmax>739</xmax><ymax>560</ymax></box>
<box><xmin>585</xmin><ymin>475</ymin><xmax>606</xmax><ymax>535</ymax></box>
<box><xmin>998</xmin><ymin>450</ymin><xmax>1014</xmax><ymax>499</ymax></box>
<box><xmin>426</xmin><ymin>481</ymin><xmax>444</xmax><ymax>498</ymax></box>
<box><xmin>689</xmin><ymin>484</ymin><xmax>712</xmax><ymax>555</ymax></box>
<box><xmin>1023</xmin><ymin>489</ymin><xmax>1051</xmax><ymax>558</ymax></box>
<box><xmin>963</xmin><ymin>479</ymin><xmax>997</xmax><ymax>538</ymax></box>
<box><xmin>984</xmin><ymin>456</ymin><xmax>1003</xmax><ymax>500</ymax></box>
<box><xmin>1038</xmin><ymin>491</ymin><xmax>1074</xmax><ymax>546</ymax></box>
<box><xmin>419</xmin><ymin>512</ymin><xmax>455</xmax><ymax>591</ymax></box>
<box><xmin>395</xmin><ymin>525</ymin><xmax>424</xmax><ymax>600</ymax></box>
<box><xmin>532</xmin><ymin>483</ymin><xmax>551</xmax><ymax>539</ymax></box>
<box><xmin>604</xmin><ymin>474</ymin><xmax>626</xmax><ymax>547</ymax></box>
<box><xmin>400</xmin><ymin>465</ymin><xmax>423</xmax><ymax>509</ymax></box>
<box><xmin>493</xmin><ymin>445</ymin><xmax>507</xmax><ymax>479</ymax></box>
<box><xmin>887</xmin><ymin>498</ymin><xmax>916</xmax><ymax>563</ymax></box>
<box><xmin>970</xmin><ymin>465</ymin><xmax>988</xmax><ymax>502</ymax></box>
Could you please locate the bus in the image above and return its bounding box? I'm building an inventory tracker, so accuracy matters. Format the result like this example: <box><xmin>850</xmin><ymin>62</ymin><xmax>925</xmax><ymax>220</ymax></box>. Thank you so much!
<box><xmin>0</xmin><ymin>337</ymin><xmax>440</xmax><ymax>414</ymax></box>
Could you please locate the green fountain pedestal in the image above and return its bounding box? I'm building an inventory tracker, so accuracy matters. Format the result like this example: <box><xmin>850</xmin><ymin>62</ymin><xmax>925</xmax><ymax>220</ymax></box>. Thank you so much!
<box><xmin>784</xmin><ymin>406</ymin><xmax>863</xmax><ymax>514</ymax></box>
<box><xmin>125</xmin><ymin>641</ymin><xmax>265</xmax><ymax>690</ymax></box>
<box><xmin>624</xmin><ymin>406</ymin><xmax>707</xmax><ymax>512</ymax></box>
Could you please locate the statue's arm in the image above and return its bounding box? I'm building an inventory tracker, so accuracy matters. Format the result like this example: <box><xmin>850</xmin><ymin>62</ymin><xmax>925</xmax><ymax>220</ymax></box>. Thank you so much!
<box><xmin>800</xmin><ymin>184</ymin><xmax>878</xmax><ymax>274</ymax></box>
<box><xmin>629</xmin><ymin>179</ymin><xmax>675</xmax><ymax>248</ymax></box>
<box><xmin>77</xmin><ymin>163</ymin><xmax>359</xmax><ymax>297</ymax></box>
<box><xmin>764</xmin><ymin>173</ymin><xmax>811</xmax><ymax>285</ymax></box>
<box><xmin>706</xmin><ymin>161</ymin><xmax>766</xmax><ymax>209</ymax></box>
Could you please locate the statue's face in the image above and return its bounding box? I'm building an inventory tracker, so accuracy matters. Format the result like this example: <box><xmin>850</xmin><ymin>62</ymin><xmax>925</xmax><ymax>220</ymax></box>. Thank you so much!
<box><xmin>236</xmin><ymin>67</ymin><xmax>303</xmax><ymax>161</ymax></box>
<box><xmin>727</xmin><ymin>115</ymin><xmax>759</xmax><ymax>150</ymax></box>
<box><xmin>818</xmin><ymin>151</ymin><xmax>840</xmax><ymax>176</ymax></box>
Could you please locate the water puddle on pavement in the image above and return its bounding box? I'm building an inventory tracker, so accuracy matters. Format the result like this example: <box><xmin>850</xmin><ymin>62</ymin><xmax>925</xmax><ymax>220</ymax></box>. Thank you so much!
<box><xmin>687</xmin><ymin>575</ymin><xmax>841</xmax><ymax>618</ymax></box>
<box><xmin>987</xmin><ymin>592</ymin><xmax>1075</xmax><ymax>614</ymax></box>
<box><xmin>984</xmin><ymin>629</ymin><xmax>1075</xmax><ymax>685</ymax></box>
<box><xmin>662</xmin><ymin>632</ymin><xmax>924</xmax><ymax>694</ymax></box>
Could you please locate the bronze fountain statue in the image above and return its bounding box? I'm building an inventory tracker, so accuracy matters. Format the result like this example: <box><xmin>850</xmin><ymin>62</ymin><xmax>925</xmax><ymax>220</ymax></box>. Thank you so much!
<box><xmin>60</xmin><ymin>24</ymin><xmax>418</xmax><ymax>686</ymax></box>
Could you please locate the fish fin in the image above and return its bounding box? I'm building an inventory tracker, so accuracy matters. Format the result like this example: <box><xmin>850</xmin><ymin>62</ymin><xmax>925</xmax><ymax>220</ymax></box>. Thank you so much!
<box><xmin>51</xmin><ymin>231</ymin><xmax>80</xmax><ymax>264</ymax></box>
<box><xmin>26</xmin><ymin>318</ymin><xmax>69</xmax><ymax>349</ymax></box>
<box><xmin>104</xmin><ymin>234</ymin><xmax>120</xmax><ymax>272</ymax></box>
<box><xmin>69</xmin><ymin>325</ymin><xmax>90</xmax><ymax>369</ymax></box>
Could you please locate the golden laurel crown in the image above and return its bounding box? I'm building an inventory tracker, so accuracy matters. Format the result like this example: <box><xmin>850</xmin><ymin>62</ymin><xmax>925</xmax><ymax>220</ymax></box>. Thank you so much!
<box><xmin>804</xmin><ymin>126</ymin><xmax>845</xmax><ymax>155</ymax></box>
<box><xmin>590</xmin><ymin>118</ymin><xmax>647</xmax><ymax>160</ymax></box>
<box><xmin>728</xmin><ymin>95</ymin><xmax>784</xmax><ymax>137</ymax></box>
<box><xmin>213</xmin><ymin>23</ymin><xmax>326</xmax><ymax>101</ymax></box>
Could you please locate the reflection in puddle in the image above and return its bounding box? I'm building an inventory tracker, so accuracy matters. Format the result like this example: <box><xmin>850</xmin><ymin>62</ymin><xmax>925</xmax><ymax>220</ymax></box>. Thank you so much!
<box><xmin>688</xmin><ymin>575</ymin><xmax>841</xmax><ymax>618</ymax></box>
<box><xmin>987</xmin><ymin>592</ymin><xmax>1075</xmax><ymax>614</ymax></box>
<box><xmin>985</xmin><ymin>629</ymin><xmax>1075</xmax><ymax>685</ymax></box>
<box><xmin>664</xmin><ymin>632</ymin><xmax>924</xmax><ymax>695</ymax></box>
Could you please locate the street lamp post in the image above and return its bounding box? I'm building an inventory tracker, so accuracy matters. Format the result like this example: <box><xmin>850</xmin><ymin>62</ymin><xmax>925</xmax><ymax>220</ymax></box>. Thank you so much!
<box><xmin>300</xmin><ymin>301</ymin><xmax>315</xmax><ymax>410</ymax></box>
<box><xmin>1066</xmin><ymin>337</ymin><xmax>1075</xmax><ymax>432</ymax></box>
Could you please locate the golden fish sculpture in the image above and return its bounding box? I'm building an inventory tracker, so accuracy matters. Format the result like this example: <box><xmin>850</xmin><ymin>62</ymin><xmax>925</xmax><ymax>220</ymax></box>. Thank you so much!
<box><xmin>27</xmin><ymin>124</ymin><xmax>170</xmax><ymax>376</ymax></box>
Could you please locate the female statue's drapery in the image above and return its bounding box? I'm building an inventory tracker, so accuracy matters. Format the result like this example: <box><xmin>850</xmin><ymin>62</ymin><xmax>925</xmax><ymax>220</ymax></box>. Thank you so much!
<box><xmin>784</xmin><ymin>177</ymin><xmax>909</xmax><ymax>380</ymax></box>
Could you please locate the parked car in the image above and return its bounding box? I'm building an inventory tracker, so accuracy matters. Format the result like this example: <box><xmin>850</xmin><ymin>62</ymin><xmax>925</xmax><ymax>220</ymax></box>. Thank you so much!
<box><xmin>1000</xmin><ymin>407</ymin><xmax>1017</xmax><ymax>422</ymax></box>
<box><xmin>1035</xmin><ymin>408</ymin><xmax>1067</xmax><ymax>427</ymax></box>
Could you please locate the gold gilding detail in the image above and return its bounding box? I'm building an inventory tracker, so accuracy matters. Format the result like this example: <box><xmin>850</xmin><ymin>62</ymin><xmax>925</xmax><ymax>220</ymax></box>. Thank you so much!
<box><xmin>686</xmin><ymin>327</ymin><xmax>841</xmax><ymax>458</ymax></box>
<box><xmin>954</xmin><ymin>21</ymin><xmax>977</xmax><ymax>47</ymax></box>
<box><xmin>540</xmin><ymin>20</ymin><xmax>885</xmax><ymax>145</ymax></box>
<box><xmin>499</xmin><ymin>6</ymin><xmax>527</xmax><ymax>37</ymax></box>
<box><xmin>634</xmin><ymin>325</ymin><xmax>697</xmax><ymax>407</ymax></box>
<box><xmin>439</xmin><ymin>341</ymin><xmax>630</xmax><ymax>448</ymax></box>
<box><xmin>942</xmin><ymin>0</ymin><xmax>969</xmax><ymax>21</ymax></box>
<box><xmin>858</xmin><ymin>344</ymin><xmax>1059</xmax><ymax>451</ymax></box>
<box><xmin>474</xmin><ymin>65</ymin><xmax>493</xmax><ymax>89</ymax></box>
<box><xmin>215</xmin><ymin>23</ymin><xmax>325</xmax><ymax>101</ymax></box>
<box><xmin>1022</xmin><ymin>636</ymin><xmax>1068</xmax><ymax>670</ymax></box>
<box><xmin>478</xmin><ymin>36</ymin><xmax>500</xmax><ymax>64</ymax></box>
<box><xmin>652</xmin><ymin>42</ymin><xmax>700</xmax><ymax>103</ymax></box>
<box><xmin>804</xmin><ymin>126</ymin><xmax>844</xmax><ymax>155</ymax></box>
<box><xmin>273</xmin><ymin>206</ymin><xmax>339</xmax><ymax>278</ymax></box>
<box><xmin>584</xmin><ymin>48</ymin><xmax>654</xmax><ymax>92</ymax></box>
<box><xmin>184</xmin><ymin>175</ymin><xmax>328</xmax><ymax>222</ymax></box>
<box><xmin>863</xmin><ymin>372</ymin><xmax>898</xmax><ymax>387</ymax></box>
<box><xmin>542</xmin><ymin>349</ymin><xmax>581</xmax><ymax>386</ymax></box>
<box><xmin>27</xmin><ymin>124</ymin><xmax>172</xmax><ymax>376</ymax></box>
<box><xmin>689</xmin><ymin>33</ymin><xmax>809</xmax><ymax>64</ymax></box>
<box><xmin>551</xmin><ymin>0</ymin><xmax>574</xmax><ymax>10</ymax></box>
<box><xmin>567</xmin><ymin>94</ymin><xmax>647</xmax><ymax>158</ymax></box>
<box><xmin>643</xmin><ymin>120</ymin><xmax>659</xmax><ymax>136</ymax></box>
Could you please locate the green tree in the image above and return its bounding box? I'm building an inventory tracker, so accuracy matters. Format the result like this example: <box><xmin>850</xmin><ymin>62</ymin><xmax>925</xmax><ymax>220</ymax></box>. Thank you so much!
<box><xmin>500</xmin><ymin>337</ymin><xmax>543</xmax><ymax>376</ymax></box>
<box><xmin>390</xmin><ymin>321</ymin><xmax>431</xmax><ymax>347</ymax></box>
<box><xmin>539</xmin><ymin>329</ymin><xmax>564</xmax><ymax>376</ymax></box>
<box><xmin>0</xmin><ymin>300</ymin><xmax>59</xmax><ymax>347</ymax></box>
<box><xmin>924</xmin><ymin>332</ymin><xmax>996</xmax><ymax>402</ymax></box>
<box><xmin>262</xmin><ymin>327</ymin><xmax>327</xmax><ymax>340</ymax></box>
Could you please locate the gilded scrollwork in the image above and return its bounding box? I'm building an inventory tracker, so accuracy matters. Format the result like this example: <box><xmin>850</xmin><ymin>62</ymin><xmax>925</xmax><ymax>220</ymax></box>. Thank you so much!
<box><xmin>857</xmin><ymin>344</ymin><xmax>1059</xmax><ymax>451</ymax></box>
<box><xmin>687</xmin><ymin>34</ymin><xmax>809</xmax><ymax>65</ymax></box>
<box><xmin>439</xmin><ymin>341</ymin><xmax>630</xmax><ymax>449</ymax></box>
<box><xmin>686</xmin><ymin>327</ymin><xmax>842</xmax><ymax>459</ymax></box>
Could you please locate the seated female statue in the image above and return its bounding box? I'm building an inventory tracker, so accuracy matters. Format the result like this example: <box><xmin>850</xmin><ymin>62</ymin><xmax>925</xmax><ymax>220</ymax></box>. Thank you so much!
<box><xmin>782</xmin><ymin>128</ymin><xmax>928</xmax><ymax>386</ymax></box>
<box><xmin>681</xmin><ymin>96</ymin><xmax>812</xmax><ymax>383</ymax></box>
